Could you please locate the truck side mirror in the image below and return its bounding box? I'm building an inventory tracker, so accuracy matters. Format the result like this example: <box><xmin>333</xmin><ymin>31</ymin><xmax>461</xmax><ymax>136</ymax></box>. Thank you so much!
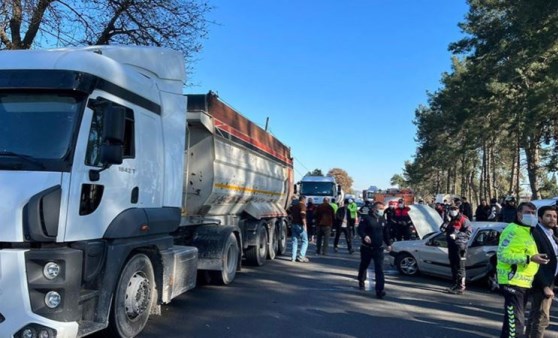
<box><xmin>293</xmin><ymin>184</ymin><xmax>298</xmax><ymax>194</ymax></box>
<box><xmin>89</xmin><ymin>104</ymin><xmax>126</xmax><ymax>181</ymax></box>
<box><xmin>102</xmin><ymin>106</ymin><xmax>126</xmax><ymax>145</ymax></box>
<box><xmin>99</xmin><ymin>144</ymin><xmax>123</xmax><ymax>165</ymax></box>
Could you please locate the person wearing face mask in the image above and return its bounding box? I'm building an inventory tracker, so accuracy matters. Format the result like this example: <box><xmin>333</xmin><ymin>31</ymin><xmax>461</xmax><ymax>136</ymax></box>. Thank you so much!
<box><xmin>384</xmin><ymin>200</ymin><xmax>398</xmax><ymax>242</ymax></box>
<box><xmin>497</xmin><ymin>202</ymin><xmax>549</xmax><ymax>338</ymax></box>
<box><xmin>393</xmin><ymin>199</ymin><xmax>412</xmax><ymax>241</ymax></box>
<box><xmin>357</xmin><ymin>201</ymin><xmax>392</xmax><ymax>298</ymax></box>
<box><xmin>440</xmin><ymin>204</ymin><xmax>472</xmax><ymax>294</ymax></box>
<box><xmin>525</xmin><ymin>205</ymin><xmax>558</xmax><ymax>338</ymax></box>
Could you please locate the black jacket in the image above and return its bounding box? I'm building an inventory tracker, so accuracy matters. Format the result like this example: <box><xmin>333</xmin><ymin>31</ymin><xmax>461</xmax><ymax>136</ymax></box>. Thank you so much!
<box><xmin>532</xmin><ymin>224</ymin><xmax>558</xmax><ymax>290</ymax></box>
<box><xmin>440</xmin><ymin>214</ymin><xmax>472</xmax><ymax>250</ymax></box>
<box><xmin>358</xmin><ymin>214</ymin><xmax>392</xmax><ymax>249</ymax></box>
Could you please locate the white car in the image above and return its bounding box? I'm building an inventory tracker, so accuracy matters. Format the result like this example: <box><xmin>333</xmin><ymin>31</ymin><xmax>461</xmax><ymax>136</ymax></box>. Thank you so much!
<box><xmin>388</xmin><ymin>222</ymin><xmax>508</xmax><ymax>290</ymax></box>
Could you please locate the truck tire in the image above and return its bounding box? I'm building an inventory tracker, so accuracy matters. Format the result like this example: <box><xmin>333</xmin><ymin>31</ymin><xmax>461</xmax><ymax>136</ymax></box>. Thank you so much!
<box><xmin>210</xmin><ymin>233</ymin><xmax>239</xmax><ymax>285</ymax></box>
<box><xmin>108</xmin><ymin>253</ymin><xmax>155</xmax><ymax>338</ymax></box>
<box><xmin>277</xmin><ymin>219</ymin><xmax>288</xmax><ymax>256</ymax></box>
<box><xmin>245</xmin><ymin>224</ymin><xmax>268</xmax><ymax>266</ymax></box>
<box><xmin>267</xmin><ymin>221</ymin><xmax>278</xmax><ymax>260</ymax></box>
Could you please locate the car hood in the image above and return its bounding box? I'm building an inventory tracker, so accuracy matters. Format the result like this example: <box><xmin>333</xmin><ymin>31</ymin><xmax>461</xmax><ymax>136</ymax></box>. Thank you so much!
<box><xmin>408</xmin><ymin>204</ymin><xmax>442</xmax><ymax>239</ymax></box>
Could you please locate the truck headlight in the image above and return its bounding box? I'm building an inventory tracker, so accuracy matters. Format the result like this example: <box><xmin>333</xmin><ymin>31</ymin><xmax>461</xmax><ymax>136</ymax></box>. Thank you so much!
<box><xmin>43</xmin><ymin>262</ymin><xmax>60</xmax><ymax>280</ymax></box>
<box><xmin>21</xmin><ymin>328</ymin><xmax>36</xmax><ymax>338</ymax></box>
<box><xmin>16</xmin><ymin>324</ymin><xmax>56</xmax><ymax>338</ymax></box>
<box><xmin>44</xmin><ymin>291</ymin><xmax>61</xmax><ymax>309</ymax></box>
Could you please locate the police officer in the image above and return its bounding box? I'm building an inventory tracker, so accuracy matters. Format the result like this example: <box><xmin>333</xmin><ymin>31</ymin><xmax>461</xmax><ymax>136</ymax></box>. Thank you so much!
<box><xmin>357</xmin><ymin>201</ymin><xmax>392</xmax><ymax>298</ymax></box>
<box><xmin>440</xmin><ymin>203</ymin><xmax>472</xmax><ymax>294</ymax></box>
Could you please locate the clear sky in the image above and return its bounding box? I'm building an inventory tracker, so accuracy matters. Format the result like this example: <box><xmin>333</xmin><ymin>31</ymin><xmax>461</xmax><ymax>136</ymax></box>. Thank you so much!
<box><xmin>188</xmin><ymin>0</ymin><xmax>469</xmax><ymax>193</ymax></box>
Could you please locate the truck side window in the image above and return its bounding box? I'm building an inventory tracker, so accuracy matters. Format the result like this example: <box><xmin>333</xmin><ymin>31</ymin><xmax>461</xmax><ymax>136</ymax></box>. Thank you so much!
<box><xmin>85</xmin><ymin>99</ymin><xmax>135</xmax><ymax>167</ymax></box>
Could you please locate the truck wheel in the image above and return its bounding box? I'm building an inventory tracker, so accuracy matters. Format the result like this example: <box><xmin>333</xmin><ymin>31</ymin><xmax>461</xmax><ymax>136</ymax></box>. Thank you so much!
<box><xmin>268</xmin><ymin>222</ymin><xmax>278</xmax><ymax>260</ymax></box>
<box><xmin>277</xmin><ymin>219</ymin><xmax>288</xmax><ymax>256</ymax></box>
<box><xmin>211</xmin><ymin>233</ymin><xmax>239</xmax><ymax>285</ymax></box>
<box><xmin>245</xmin><ymin>224</ymin><xmax>268</xmax><ymax>266</ymax></box>
<box><xmin>108</xmin><ymin>254</ymin><xmax>155</xmax><ymax>338</ymax></box>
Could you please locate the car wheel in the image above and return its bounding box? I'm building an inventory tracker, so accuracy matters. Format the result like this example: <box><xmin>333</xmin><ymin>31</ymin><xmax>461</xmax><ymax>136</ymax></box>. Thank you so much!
<box><xmin>486</xmin><ymin>258</ymin><xmax>500</xmax><ymax>292</ymax></box>
<box><xmin>487</xmin><ymin>269</ymin><xmax>499</xmax><ymax>292</ymax></box>
<box><xmin>395</xmin><ymin>253</ymin><xmax>419</xmax><ymax>276</ymax></box>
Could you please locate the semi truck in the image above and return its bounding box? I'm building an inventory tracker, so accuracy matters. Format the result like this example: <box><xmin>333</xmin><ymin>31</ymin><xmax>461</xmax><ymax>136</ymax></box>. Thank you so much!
<box><xmin>297</xmin><ymin>175</ymin><xmax>343</xmax><ymax>204</ymax></box>
<box><xmin>0</xmin><ymin>46</ymin><xmax>293</xmax><ymax>338</ymax></box>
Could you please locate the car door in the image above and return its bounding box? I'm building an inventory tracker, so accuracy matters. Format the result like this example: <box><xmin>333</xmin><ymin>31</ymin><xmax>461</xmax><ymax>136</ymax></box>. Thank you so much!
<box><xmin>417</xmin><ymin>232</ymin><xmax>450</xmax><ymax>276</ymax></box>
<box><xmin>467</xmin><ymin>228</ymin><xmax>499</xmax><ymax>280</ymax></box>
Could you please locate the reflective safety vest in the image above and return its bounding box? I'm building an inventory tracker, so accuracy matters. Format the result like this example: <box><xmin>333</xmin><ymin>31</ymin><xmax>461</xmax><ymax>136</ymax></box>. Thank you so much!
<box><xmin>497</xmin><ymin>222</ymin><xmax>540</xmax><ymax>288</ymax></box>
<box><xmin>347</xmin><ymin>202</ymin><xmax>358</xmax><ymax>219</ymax></box>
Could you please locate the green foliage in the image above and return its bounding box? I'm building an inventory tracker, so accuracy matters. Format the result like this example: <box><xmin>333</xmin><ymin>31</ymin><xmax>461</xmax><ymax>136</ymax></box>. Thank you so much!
<box><xmin>327</xmin><ymin>168</ymin><xmax>353</xmax><ymax>193</ymax></box>
<box><xmin>408</xmin><ymin>0</ymin><xmax>558</xmax><ymax>201</ymax></box>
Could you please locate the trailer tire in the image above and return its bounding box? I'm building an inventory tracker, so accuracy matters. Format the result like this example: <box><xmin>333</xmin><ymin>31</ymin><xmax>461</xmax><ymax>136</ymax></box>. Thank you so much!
<box><xmin>245</xmin><ymin>224</ymin><xmax>268</xmax><ymax>266</ymax></box>
<box><xmin>268</xmin><ymin>222</ymin><xmax>278</xmax><ymax>260</ymax></box>
<box><xmin>277</xmin><ymin>219</ymin><xmax>288</xmax><ymax>256</ymax></box>
<box><xmin>108</xmin><ymin>253</ymin><xmax>155</xmax><ymax>338</ymax></box>
<box><xmin>211</xmin><ymin>233</ymin><xmax>239</xmax><ymax>285</ymax></box>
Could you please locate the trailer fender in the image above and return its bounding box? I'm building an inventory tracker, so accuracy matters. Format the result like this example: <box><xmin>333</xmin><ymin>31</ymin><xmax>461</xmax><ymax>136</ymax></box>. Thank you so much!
<box><xmin>192</xmin><ymin>225</ymin><xmax>241</xmax><ymax>272</ymax></box>
<box><xmin>243</xmin><ymin>219</ymin><xmax>268</xmax><ymax>247</ymax></box>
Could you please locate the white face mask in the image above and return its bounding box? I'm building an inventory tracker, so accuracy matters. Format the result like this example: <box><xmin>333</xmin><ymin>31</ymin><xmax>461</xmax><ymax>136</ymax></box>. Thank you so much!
<box><xmin>376</xmin><ymin>210</ymin><xmax>384</xmax><ymax>217</ymax></box>
<box><xmin>449</xmin><ymin>210</ymin><xmax>459</xmax><ymax>217</ymax></box>
<box><xmin>398</xmin><ymin>203</ymin><xmax>404</xmax><ymax>208</ymax></box>
<box><xmin>521</xmin><ymin>214</ymin><xmax>538</xmax><ymax>227</ymax></box>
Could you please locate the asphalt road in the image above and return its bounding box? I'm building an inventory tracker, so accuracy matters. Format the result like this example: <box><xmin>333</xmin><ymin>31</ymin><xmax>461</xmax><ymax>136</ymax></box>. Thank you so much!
<box><xmin>136</xmin><ymin>239</ymin><xmax>557</xmax><ymax>338</ymax></box>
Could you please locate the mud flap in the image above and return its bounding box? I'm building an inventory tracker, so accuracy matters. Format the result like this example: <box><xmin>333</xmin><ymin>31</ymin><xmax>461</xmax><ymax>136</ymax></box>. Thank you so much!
<box><xmin>191</xmin><ymin>224</ymin><xmax>241</xmax><ymax>271</ymax></box>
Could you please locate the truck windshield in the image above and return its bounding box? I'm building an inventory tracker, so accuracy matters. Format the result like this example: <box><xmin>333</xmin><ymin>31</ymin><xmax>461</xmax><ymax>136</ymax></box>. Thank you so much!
<box><xmin>0</xmin><ymin>92</ymin><xmax>83</xmax><ymax>164</ymax></box>
<box><xmin>300</xmin><ymin>182</ymin><xmax>334</xmax><ymax>196</ymax></box>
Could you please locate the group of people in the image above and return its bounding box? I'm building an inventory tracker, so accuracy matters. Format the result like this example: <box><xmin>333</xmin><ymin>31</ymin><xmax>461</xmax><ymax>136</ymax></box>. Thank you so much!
<box><xmin>288</xmin><ymin>196</ymin><xmax>396</xmax><ymax>299</ymax></box>
<box><xmin>437</xmin><ymin>197</ymin><xmax>558</xmax><ymax>337</ymax></box>
<box><xmin>496</xmin><ymin>202</ymin><xmax>557</xmax><ymax>338</ymax></box>
<box><xmin>290</xmin><ymin>194</ymin><xmax>558</xmax><ymax>337</ymax></box>
<box><xmin>475</xmin><ymin>196</ymin><xmax>519</xmax><ymax>223</ymax></box>
<box><xmin>288</xmin><ymin>196</ymin><xmax>359</xmax><ymax>262</ymax></box>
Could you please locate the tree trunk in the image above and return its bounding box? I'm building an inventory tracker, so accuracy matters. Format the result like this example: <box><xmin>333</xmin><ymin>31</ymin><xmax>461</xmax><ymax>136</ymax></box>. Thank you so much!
<box><xmin>525</xmin><ymin>136</ymin><xmax>541</xmax><ymax>200</ymax></box>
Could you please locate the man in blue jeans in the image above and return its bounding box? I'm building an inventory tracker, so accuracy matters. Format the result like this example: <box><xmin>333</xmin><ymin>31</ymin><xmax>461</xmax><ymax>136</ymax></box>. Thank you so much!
<box><xmin>288</xmin><ymin>196</ymin><xmax>309</xmax><ymax>262</ymax></box>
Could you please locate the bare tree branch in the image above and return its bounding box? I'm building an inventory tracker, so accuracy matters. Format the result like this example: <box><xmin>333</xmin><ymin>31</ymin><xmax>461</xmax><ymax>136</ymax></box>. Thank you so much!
<box><xmin>21</xmin><ymin>0</ymin><xmax>56</xmax><ymax>48</ymax></box>
<box><xmin>8</xmin><ymin>0</ymin><xmax>22</xmax><ymax>47</ymax></box>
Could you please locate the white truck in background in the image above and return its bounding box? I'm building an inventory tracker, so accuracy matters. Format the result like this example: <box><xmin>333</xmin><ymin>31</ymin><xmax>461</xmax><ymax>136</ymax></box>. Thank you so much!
<box><xmin>0</xmin><ymin>46</ymin><xmax>293</xmax><ymax>338</ymax></box>
<box><xmin>297</xmin><ymin>175</ymin><xmax>343</xmax><ymax>204</ymax></box>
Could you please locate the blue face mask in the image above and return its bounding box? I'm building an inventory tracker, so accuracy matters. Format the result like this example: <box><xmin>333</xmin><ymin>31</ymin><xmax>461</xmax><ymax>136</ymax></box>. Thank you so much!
<box><xmin>521</xmin><ymin>213</ymin><xmax>538</xmax><ymax>227</ymax></box>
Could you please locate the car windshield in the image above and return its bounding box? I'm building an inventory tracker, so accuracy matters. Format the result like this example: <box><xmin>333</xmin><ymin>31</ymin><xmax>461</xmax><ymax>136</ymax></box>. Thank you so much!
<box><xmin>0</xmin><ymin>92</ymin><xmax>83</xmax><ymax>161</ymax></box>
<box><xmin>300</xmin><ymin>182</ymin><xmax>334</xmax><ymax>196</ymax></box>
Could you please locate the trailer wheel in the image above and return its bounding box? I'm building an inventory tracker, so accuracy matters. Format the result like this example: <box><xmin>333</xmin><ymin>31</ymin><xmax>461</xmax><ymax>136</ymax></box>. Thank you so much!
<box><xmin>245</xmin><ymin>224</ymin><xmax>268</xmax><ymax>266</ymax></box>
<box><xmin>211</xmin><ymin>233</ymin><xmax>239</xmax><ymax>285</ymax></box>
<box><xmin>268</xmin><ymin>222</ymin><xmax>278</xmax><ymax>260</ymax></box>
<box><xmin>108</xmin><ymin>253</ymin><xmax>155</xmax><ymax>338</ymax></box>
<box><xmin>277</xmin><ymin>219</ymin><xmax>288</xmax><ymax>256</ymax></box>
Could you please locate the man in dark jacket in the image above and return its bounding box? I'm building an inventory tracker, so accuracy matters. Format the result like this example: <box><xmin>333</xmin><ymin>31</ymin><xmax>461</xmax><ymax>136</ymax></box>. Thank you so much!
<box><xmin>500</xmin><ymin>196</ymin><xmax>517</xmax><ymax>223</ymax></box>
<box><xmin>315</xmin><ymin>197</ymin><xmax>335</xmax><ymax>255</ymax></box>
<box><xmin>357</xmin><ymin>201</ymin><xmax>392</xmax><ymax>299</ymax></box>
<box><xmin>474</xmin><ymin>199</ymin><xmax>490</xmax><ymax>221</ymax></box>
<box><xmin>526</xmin><ymin>205</ymin><xmax>558</xmax><ymax>338</ymax></box>
<box><xmin>459</xmin><ymin>197</ymin><xmax>473</xmax><ymax>220</ymax></box>
<box><xmin>333</xmin><ymin>200</ymin><xmax>354</xmax><ymax>254</ymax></box>
<box><xmin>440</xmin><ymin>204</ymin><xmax>472</xmax><ymax>294</ymax></box>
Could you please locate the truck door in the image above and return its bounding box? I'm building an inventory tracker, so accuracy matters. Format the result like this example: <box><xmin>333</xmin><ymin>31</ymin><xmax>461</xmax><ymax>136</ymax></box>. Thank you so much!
<box><xmin>64</xmin><ymin>95</ymin><xmax>142</xmax><ymax>241</ymax></box>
